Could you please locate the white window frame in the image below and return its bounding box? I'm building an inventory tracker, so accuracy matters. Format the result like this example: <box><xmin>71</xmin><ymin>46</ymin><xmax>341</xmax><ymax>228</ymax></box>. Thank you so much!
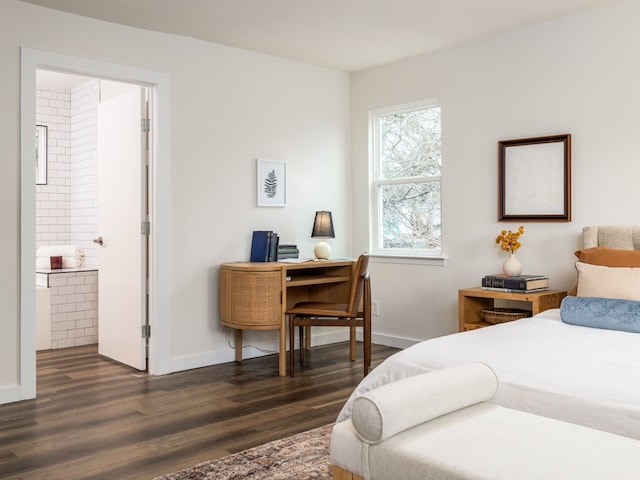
<box><xmin>369</xmin><ymin>99</ymin><xmax>445</xmax><ymax>264</ymax></box>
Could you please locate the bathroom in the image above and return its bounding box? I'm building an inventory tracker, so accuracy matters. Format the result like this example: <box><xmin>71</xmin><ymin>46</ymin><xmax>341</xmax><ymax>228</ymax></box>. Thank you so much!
<box><xmin>35</xmin><ymin>71</ymin><xmax>144</xmax><ymax>353</ymax></box>
<box><xmin>35</xmin><ymin>72</ymin><xmax>101</xmax><ymax>350</ymax></box>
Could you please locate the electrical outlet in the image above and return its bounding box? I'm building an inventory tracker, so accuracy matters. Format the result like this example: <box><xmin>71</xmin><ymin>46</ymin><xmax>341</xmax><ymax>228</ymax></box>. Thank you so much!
<box><xmin>372</xmin><ymin>300</ymin><xmax>380</xmax><ymax>316</ymax></box>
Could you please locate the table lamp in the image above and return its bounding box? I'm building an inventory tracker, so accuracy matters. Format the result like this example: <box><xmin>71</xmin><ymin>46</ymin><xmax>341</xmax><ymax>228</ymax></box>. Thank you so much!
<box><xmin>311</xmin><ymin>211</ymin><xmax>335</xmax><ymax>259</ymax></box>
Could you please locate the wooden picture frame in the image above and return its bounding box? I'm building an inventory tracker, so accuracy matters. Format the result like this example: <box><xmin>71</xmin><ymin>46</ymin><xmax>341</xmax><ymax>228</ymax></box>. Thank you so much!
<box><xmin>36</xmin><ymin>124</ymin><xmax>48</xmax><ymax>185</ymax></box>
<box><xmin>498</xmin><ymin>134</ymin><xmax>571</xmax><ymax>222</ymax></box>
<box><xmin>257</xmin><ymin>158</ymin><xmax>287</xmax><ymax>207</ymax></box>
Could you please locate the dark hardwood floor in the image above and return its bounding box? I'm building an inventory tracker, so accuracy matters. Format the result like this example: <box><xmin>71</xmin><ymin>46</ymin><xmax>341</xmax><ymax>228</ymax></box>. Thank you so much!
<box><xmin>0</xmin><ymin>342</ymin><xmax>399</xmax><ymax>480</ymax></box>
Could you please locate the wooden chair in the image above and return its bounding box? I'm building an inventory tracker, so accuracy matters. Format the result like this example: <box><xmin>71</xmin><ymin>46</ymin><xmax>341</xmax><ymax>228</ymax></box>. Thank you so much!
<box><xmin>286</xmin><ymin>254</ymin><xmax>371</xmax><ymax>377</ymax></box>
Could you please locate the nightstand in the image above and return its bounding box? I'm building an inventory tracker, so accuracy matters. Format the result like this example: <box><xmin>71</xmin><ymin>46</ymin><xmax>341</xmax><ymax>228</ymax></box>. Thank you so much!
<box><xmin>458</xmin><ymin>287</ymin><xmax>567</xmax><ymax>332</ymax></box>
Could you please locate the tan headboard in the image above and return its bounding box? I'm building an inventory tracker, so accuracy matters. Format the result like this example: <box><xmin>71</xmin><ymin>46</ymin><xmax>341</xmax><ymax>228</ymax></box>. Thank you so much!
<box><xmin>583</xmin><ymin>226</ymin><xmax>640</xmax><ymax>250</ymax></box>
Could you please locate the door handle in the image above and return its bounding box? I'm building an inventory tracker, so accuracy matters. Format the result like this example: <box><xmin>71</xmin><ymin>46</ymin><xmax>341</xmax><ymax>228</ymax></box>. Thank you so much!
<box><xmin>93</xmin><ymin>236</ymin><xmax>104</xmax><ymax>246</ymax></box>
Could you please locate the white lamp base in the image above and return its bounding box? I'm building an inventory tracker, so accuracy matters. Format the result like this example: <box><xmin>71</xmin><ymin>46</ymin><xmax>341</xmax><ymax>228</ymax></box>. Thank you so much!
<box><xmin>314</xmin><ymin>241</ymin><xmax>331</xmax><ymax>260</ymax></box>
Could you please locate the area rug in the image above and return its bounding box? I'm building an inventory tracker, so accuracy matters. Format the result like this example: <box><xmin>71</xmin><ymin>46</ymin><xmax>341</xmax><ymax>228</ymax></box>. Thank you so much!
<box><xmin>155</xmin><ymin>424</ymin><xmax>333</xmax><ymax>480</ymax></box>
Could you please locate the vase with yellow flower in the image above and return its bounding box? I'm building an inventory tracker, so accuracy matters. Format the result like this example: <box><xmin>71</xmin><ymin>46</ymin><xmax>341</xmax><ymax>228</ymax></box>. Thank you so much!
<box><xmin>496</xmin><ymin>226</ymin><xmax>524</xmax><ymax>276</ymax></box>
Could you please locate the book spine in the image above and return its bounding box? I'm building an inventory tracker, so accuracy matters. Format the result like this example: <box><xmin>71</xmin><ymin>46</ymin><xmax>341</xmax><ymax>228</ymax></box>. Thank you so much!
<box><xmin>277</xmin><ymin>252</ymin><xmax>299</xmax><ymax>259</ymax></box>
<box><xmin>268</xmin><ymin>234</ymin><xmax>279</xmax><ymax>262</ymax></box>
<box><xmin>482</xmin><ymin>286</ymin><xmax>548</xmax><ymax>293</ymax></box>
<box><xmin>482</xmin><ymin>277</ymin><xmax>530</xmax><ymax>289</ymax></box>
<box><xmin>250</xmin><ymin>230</ymin><xmax>271</xmax><ymax>262</ymax></box>
<box><xmin>264</xmin><ymin>232</ymin><xmax>272</xmax><ymax>262</ymax></box>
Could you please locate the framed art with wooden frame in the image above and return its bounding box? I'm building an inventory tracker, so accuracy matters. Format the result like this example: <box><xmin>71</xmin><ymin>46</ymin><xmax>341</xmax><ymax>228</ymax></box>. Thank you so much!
<box><xmin>498</xmin><ymin>134</ymin><xmax>571</xmax><ymax>222</ymax></box>
<box><xmin>256</xmin><ymin>158</ymin><xmax>287</xmax><ymax>207</ymax></box>
<box><xmin>36</xmin><ymin>124</ymin><xmax>48</xmax><ymax>185</ymax></box>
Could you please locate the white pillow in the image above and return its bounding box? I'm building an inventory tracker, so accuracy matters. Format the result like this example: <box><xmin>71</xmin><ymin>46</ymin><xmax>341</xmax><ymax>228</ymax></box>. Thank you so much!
<box><xmin>576</xmin><ymin>262</ymin><xmax>640</xmax><ymax>301</ymax></box>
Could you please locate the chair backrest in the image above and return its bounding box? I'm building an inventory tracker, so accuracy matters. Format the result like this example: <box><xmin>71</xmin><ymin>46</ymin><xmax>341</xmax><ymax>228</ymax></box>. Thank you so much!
<box><xmin>346</xmin><ymin>254</ymin><xmax>370</xmax><ymax>316</ymax></box>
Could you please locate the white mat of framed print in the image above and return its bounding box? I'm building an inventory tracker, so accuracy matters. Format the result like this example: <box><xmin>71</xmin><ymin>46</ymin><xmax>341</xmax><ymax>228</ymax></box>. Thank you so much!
<box><xmin>257</xmin><ymin>159</ymin><xmax>287</xmax><ymax>207</ymax></box>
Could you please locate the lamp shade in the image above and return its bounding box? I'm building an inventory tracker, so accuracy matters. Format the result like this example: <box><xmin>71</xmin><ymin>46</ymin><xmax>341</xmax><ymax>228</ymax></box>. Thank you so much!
<box><xmin>311</xmin><ymin>211</ymin><xmax>335</xmax><ymax>238</ymax></box>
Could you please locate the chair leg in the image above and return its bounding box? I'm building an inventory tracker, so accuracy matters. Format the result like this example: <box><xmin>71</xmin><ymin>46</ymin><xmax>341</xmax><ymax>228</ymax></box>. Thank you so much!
<box><xmin>364</xmin><ymin>277</ymin><xmax>372</xmax><ymax>375</ymax></box>
<box><xmin>363</xmin><ymin>324</ymin><xmax>371</xmax><ymax>376</ymax></box>
<box><xmin>288</xmin><ymin>314</ymin><xmax>295</xmax><ymax>377</ymax></box>
<box><xmin>349</xmin><ymin>326</ymin><xmax>356</xmax><ymax>361</ymax></box>
<box><xmin>299</xmin><ymin>325</ymin><xmax>305</xmax><ymax>365</ymax></box>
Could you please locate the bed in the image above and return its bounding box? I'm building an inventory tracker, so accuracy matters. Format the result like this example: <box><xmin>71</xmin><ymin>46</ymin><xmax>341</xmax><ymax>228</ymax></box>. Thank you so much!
<box><xmin>336</xmin><ymin>226</ymin><xmax>640</xmax><ymax>440</ymax></box>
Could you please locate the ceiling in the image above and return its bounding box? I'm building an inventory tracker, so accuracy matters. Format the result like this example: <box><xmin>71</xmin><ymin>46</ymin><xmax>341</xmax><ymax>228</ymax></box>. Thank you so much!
<box><xmin>22</xmin><ymin>0</ymin><xmax>623</xmax><ymax>72</ymax></box>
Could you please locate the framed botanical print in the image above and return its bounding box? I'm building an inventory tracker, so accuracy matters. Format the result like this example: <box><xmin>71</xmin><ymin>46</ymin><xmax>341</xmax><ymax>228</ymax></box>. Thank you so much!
<box><xmin>257</xmin><ymin>158</ymin><xmax>287</xmax><ymax>207</ymax></box>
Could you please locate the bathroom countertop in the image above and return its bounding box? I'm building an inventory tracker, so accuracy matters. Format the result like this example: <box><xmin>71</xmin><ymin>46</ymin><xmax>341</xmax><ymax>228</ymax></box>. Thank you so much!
<box><xmin>36</xmin><ymin>266</ymin><xmax>98</xmax><ymax>274</ymax></box>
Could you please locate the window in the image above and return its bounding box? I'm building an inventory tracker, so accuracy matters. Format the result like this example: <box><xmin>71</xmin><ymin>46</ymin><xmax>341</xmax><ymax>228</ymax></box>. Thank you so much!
<box><xmin>370</xmin><ymin>99</ymin><xmax>442</xmax><ymax>257</ymax></box>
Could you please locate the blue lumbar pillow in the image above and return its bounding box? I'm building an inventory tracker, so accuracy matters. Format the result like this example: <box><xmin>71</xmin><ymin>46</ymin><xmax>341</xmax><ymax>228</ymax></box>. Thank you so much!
<box><xmin>560</xmin><ymin>296</ymin><xmax>640</xmax><ymax>333</ymax></box>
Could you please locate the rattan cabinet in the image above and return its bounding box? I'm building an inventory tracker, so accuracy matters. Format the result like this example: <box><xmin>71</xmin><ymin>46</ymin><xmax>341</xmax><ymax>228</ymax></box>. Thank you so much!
<box><xmin>219</xmin><ymin>264</ymin><xmax>281</xmax><ymax>331</ymax></box>
<box><xmin>219</xmin><ymin>260</ymin><xmax>354</xmax><ymax>375</ymax></box>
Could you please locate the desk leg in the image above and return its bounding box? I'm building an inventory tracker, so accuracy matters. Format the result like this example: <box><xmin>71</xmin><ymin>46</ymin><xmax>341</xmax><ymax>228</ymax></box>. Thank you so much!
<box><xmin>234</xmin><ymin>329</ymin><xmax>243</xmax><ymax>363</ymax></box>
<box><xmin>279</xmin><ymin>321</ymin><xmax>286</xmax><ymax>376</ymax></box>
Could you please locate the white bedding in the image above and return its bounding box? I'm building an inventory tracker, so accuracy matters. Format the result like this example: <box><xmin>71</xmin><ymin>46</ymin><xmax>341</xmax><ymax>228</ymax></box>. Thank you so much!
<box><xmin>337</xmin><ymin>308</ymin><xmax>640</xmax><ymax>440</ymax></box>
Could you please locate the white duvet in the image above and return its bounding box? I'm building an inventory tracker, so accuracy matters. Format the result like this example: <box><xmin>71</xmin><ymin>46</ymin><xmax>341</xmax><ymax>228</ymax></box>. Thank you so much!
<box><xmin>337</xmin><ymin>308</ymin><xmax>640</xmax><ymax>440</ymax></box>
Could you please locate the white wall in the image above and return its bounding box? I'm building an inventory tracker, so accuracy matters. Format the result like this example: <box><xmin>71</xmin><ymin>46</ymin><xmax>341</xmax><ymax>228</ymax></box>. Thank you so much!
<box><xmin>0</xmin><ymin>0</ymin><xmax>350</xmax><ymax>397</ymax></box>
<box><xmin>351</xmin><ymin>0</ymin><xmax>640</xmax><ymax>343</ymax></box>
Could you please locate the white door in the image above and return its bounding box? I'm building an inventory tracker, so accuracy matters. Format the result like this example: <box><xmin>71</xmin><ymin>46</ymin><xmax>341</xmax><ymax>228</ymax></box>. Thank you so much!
<box><xmin>97</xmin><ymin>82</ymin><xmax>147</xmax><ymax>370</ymax></box>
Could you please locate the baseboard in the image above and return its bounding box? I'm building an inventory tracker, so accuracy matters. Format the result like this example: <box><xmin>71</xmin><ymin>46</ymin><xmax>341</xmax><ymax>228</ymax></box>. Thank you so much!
<box><xmin>370</xmin><ymin>332</ymin><xmax>419</xmax><ymax>349</ymax></box>
<box><xmin>0</xmin><ymin>385</ymin><xmax>28</xmax><ymax>405</ymax></box>
<box><xmin>168</xmin><ymin>329</ymin><xmax>415</xmax><ymax>374</ymax></box>
<box><xmin>312</xmin><ymin>330</ymin><xmax>419</xmax><ymax>350</ymax></box>
<box><xmin>169</xmin><ymin>343</ymin><xmax>274</xmax><ymax>373</ymax></box>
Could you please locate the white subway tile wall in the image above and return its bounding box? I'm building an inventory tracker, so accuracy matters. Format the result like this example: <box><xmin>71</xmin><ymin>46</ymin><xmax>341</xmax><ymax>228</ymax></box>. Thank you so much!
<box><xmin>47</xmin><ymin>271</ymin><xmax>98</xmax><ymax>349</ymax></box>
<box><xmin>36</xmin><ymin>79</ymin><xmax>100</xmax><ymax>266</ymax></box>
<box><xmin>36</xmin><ymin>87</ymin><xmax>71</xmax><ymax>245</ymax></box>
<box><xmin>70</xmin><ymin>80</ymin><xmax>100</xmax><ymax>267</ymax></box>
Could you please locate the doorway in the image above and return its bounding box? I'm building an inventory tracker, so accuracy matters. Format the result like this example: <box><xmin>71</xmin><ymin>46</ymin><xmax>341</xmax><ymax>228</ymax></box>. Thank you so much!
<box><xmin>19</xmin><ymin>48</ymin><xmax>171</xmax><ymax>402</ymax></box>
<box><xmin>35</xmin><ymin>72</ymin><xmax>148</xmax><ymax>371</ymax></box>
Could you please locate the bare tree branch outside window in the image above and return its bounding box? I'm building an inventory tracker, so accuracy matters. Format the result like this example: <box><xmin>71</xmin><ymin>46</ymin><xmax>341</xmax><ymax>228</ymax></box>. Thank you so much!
<box><xmin>374</xmin><ymin>104</ymin><xmax>442</xmax><ymax>252</ymax></box>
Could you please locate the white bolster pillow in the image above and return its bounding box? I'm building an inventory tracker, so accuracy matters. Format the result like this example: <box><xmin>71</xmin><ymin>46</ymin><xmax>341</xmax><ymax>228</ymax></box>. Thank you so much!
<box><xmin>351</xmin><ymin>362</ymin><xmax>498</xmax><ymax>444</ymax></box>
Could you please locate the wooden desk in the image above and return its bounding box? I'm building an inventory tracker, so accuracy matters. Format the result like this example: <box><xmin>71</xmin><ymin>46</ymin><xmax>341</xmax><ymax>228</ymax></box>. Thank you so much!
<box><xmin>219</xmin><ymin>259</ymin><xmax>354</xmax><ymax>376</ymax></box>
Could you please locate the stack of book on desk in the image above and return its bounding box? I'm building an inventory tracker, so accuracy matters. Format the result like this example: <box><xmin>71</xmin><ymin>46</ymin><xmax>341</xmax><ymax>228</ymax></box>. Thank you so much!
<box><xmin>250</xmin><ymin>230</ymin><xmax>279</xmax><ymax>262</ymax></box>
<box><xmin>250</xmin><ymin>231</ymin><xmax>300</xmax><ymax>262</ymax></box>
<box><xmin>482</xmin><ymin>274</ymin><xmax>549</xmax><ymax>293</ymax></box>
<box><xmin>277</xmin><ymin>244</ymin><xmax>299</xmax><ymax>260</ymax></box>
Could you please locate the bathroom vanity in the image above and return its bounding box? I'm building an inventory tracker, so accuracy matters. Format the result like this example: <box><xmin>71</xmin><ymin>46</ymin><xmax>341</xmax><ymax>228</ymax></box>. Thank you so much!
<box><xmin>36</xmin><ymin>267</ymin><xmax>99</xmax><ymax>350</ymax></box>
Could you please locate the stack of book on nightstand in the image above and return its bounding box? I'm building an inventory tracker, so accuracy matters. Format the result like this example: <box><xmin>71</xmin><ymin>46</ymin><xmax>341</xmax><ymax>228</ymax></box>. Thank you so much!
<box><xmin>482</xmin><ymin>274</ymin><xmax>549</xmax><ymax>293</ymax></box>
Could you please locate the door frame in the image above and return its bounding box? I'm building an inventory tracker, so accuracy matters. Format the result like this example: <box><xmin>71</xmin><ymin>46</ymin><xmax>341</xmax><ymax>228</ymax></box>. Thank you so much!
<box><xmin>19</xmin><ymin>48</ymin><xmax>171</xmax><ymax>400</ymax></box>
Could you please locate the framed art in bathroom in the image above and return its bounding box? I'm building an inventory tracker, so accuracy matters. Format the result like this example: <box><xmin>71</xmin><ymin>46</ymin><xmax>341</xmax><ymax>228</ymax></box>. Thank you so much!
<box><xmin>498</xmin><ymin>133</ymin><xmax>571</xmax><ymax>222</ymax></box>
<box><xmin>36</xmin><ymin>124</ymin><xmax>48</xmax><ymax>185</ymax></box>
<box><xmin>257</xmin><ymin>158</ymin><xmax>287</xmax><ymax>207</ymax></box>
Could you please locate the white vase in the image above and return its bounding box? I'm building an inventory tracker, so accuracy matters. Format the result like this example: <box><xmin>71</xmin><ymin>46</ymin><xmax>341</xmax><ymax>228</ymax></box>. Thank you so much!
<box><xmin>503</xmin><ymin>253</ymin><xmax>522</xmax><ymax>277</ymax></box>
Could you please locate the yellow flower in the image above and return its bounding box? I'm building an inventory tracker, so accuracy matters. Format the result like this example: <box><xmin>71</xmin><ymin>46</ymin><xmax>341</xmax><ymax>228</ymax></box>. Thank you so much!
<box><xmin>495</xmin><ymin>226</ymin><xmax>524</xmax><ymax>254</ymax></box>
